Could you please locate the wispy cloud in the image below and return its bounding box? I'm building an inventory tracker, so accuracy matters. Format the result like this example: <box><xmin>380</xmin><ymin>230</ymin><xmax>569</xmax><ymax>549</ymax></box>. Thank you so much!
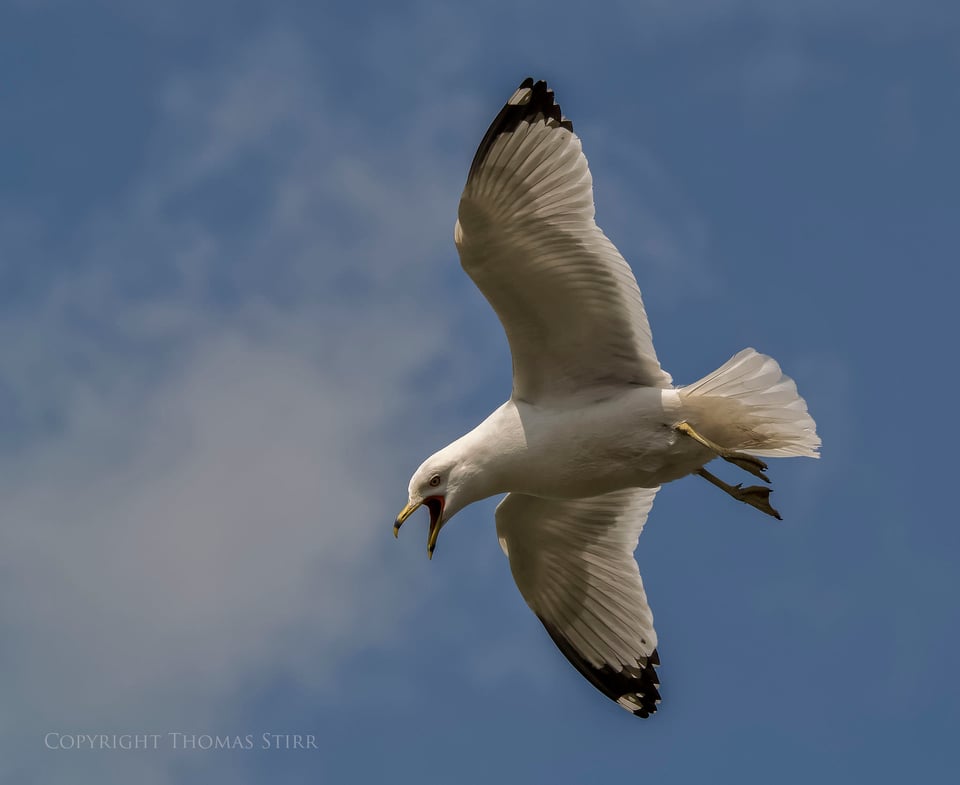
<box><xmin>0</xmin><ymin>25</ymin><xmax>469</xmax><ymax>784</ymax></box>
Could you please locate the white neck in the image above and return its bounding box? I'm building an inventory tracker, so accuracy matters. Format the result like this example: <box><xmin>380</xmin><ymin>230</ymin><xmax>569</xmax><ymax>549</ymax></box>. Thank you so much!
<box><xmin>437</xmin><ymin>400</ymin><xmax>525</xmax><ymax>508</ymax></box>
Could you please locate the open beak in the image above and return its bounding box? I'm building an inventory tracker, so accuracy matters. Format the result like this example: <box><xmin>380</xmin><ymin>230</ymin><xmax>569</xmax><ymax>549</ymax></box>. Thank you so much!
<box><xmin>394</xmin><ymin>496</ymin><xmax>445</xmax><ymax>559</ymax></box>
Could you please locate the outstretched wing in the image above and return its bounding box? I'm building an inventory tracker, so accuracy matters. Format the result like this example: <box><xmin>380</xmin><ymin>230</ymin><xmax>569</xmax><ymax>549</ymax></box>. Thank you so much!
<box><xmin>456</xmin><ymin>78</ymin><xmax>672</xmax><ymax>404</ymax></box>
<box><xmin>495</xmin><ymin>488</ymin><xmax>662</xmax><ymax>717</ymax></box>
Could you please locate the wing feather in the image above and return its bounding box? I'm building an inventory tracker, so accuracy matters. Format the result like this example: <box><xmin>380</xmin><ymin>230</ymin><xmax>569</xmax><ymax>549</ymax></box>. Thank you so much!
<box><xmin>457</xmin><ymin>78</ymin><xmax>672</xmax><ymax>403</ymax></box>
<box><xmin>495</xmin><ymin>488</ymin><xmax>662</xmax><ymax>717</ymax></box>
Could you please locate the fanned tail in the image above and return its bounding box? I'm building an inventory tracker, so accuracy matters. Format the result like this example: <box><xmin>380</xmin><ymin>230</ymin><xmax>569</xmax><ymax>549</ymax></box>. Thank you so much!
<box><xmin>678</xmin><ymin>348</ymin><xmax>820</xmax><ymax>459</ymax></box>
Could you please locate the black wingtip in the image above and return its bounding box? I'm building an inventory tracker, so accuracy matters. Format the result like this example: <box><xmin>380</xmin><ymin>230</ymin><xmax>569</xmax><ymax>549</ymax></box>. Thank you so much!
<box><xmin>467</xmin><ymin>77</ymin><xmax>574</xmax><ymax>182</ymax></box>
<box><xmin>539</xmin><ymin>617</ymin><xmax>662</xmax><ymax>718</ymax></box>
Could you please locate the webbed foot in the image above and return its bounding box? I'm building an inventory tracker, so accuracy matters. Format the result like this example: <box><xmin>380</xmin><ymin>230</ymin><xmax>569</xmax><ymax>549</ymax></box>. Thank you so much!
<box><xmin>696</xmin><ymin>468</ymin><xmax>782</xmax><ymax>520</ymax></box>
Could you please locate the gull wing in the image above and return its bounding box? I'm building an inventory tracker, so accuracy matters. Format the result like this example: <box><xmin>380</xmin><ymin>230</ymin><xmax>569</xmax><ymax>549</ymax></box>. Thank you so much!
<box><xmin>495</xmin><ymin>488</ymin><xmax>662</xmax><ymax>717</ymax></box>
<box><xmin>456</xmin><ymin>78</ymin><xmax>672</xmax><ymax>404</ymax></box>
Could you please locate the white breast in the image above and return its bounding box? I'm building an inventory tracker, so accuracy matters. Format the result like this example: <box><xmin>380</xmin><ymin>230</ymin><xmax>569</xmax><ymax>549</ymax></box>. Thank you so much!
<box><xmin>494</xmin><ymin>388</ymin><xmax>707</xmax><ymax>499</ymax></box>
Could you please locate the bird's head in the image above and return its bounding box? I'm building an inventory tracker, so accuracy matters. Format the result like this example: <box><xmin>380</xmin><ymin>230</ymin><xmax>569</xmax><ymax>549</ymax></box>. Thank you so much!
<box><xmin>394</xmin><ymin>451</ymin><xmax>473</xmax><ymax>559</ymax></box>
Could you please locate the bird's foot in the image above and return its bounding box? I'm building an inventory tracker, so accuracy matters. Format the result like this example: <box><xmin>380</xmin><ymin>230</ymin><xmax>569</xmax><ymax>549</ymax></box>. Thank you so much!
<box><xmin>696</xmin><ymin>467</ymin><xmax>782</xmax><ymax>520</ymax></box>
<box><xmin>722</xmin><ymin>454</ymin><xmax>770</xmax><ymax>484</ymax></box>
<box><xmin>728</xmin><ymin>483</ymin><xmax>782</xmax><ymax>520</ymax></box>
<box><xmin>675</xmin><ymin>421</ymin><xmax>769</xmax><ymax>482</ymax></box>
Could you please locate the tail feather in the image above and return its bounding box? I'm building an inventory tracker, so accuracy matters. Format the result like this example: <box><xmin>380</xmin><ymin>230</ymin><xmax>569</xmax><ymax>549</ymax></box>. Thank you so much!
<box><xmin>679</xmin><ymin>348</ymin><xmax>820</xmax><ymax>459</ymax></box>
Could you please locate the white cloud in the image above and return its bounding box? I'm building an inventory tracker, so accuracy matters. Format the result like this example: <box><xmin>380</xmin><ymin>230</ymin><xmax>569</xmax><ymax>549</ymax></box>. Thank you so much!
<box><xmin>0</xmin><ymin>25</ymin><xmax>466</xmax><ymax>785</ymax></box>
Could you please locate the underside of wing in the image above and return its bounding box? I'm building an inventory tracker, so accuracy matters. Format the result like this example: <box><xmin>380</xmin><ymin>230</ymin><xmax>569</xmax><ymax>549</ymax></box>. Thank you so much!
<box><xmin>456</xmin><ymin>78</ymin><xmax>672</xmax><ymax>403</ymax></box>
<box><xmin>495</xmin><ymin>488</ymin><xmax>662</xmax><ymax>717</ymax></box>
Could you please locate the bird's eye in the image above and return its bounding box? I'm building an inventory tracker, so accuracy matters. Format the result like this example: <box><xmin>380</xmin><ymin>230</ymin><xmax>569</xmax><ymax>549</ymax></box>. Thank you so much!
<box><xmin>429</xmin><ymin>474</ymin><xmax>442</xmax><ymax>487</ymax></box>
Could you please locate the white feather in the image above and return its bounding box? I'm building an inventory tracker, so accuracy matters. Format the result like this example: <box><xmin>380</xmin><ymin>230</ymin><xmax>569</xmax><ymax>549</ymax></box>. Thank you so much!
<box><xmin>456</xmin><ymin>82</ymin><xmax>671</xmax><ymax>403</ymax></box>
<box><xmin>496</xmin><ymin>490</ymin><xmax>659</xmax><ymax>665</ymax></box>
<box><xmin>679</xmin><ymin>348</ymin><xmax>821</xmax><ymax>458</ymax></box>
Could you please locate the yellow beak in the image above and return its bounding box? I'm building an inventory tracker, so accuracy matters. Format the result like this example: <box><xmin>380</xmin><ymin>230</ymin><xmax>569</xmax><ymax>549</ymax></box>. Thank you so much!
<box><xmin>394</xmin><ymin>496</ymin><xmax>445</xmax><ymax>560</ymax></box>
<box><xmin>393</xmin><ymin>501</ymin><xmax>421</xmax><ymax>537</ymax></box>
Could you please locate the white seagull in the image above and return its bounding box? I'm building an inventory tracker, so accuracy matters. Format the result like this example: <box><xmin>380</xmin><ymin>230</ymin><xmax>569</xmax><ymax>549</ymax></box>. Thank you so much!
<box><xmin>395</xmin><ymin>78</ymin><xmax>820</xmax><ymax>717</ymax></box>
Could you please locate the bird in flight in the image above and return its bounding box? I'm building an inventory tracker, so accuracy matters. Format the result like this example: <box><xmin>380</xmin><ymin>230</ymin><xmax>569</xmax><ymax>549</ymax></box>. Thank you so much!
<box><xmin>394</xmin><ymin>77</ymin><xmax>820</xmax><ymax>717</ymax></box>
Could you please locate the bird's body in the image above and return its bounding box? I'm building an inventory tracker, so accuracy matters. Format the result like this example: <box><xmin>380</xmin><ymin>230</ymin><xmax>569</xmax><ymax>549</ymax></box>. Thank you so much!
<box><xmin>395</xmin><ymin>77</ymin><xmax>820</xmax><ymax>718</ymax></box>
<box><xmin>437</xmin><ymin>388</ymin><xmax>708</xmax><ymax>502</ymax></box>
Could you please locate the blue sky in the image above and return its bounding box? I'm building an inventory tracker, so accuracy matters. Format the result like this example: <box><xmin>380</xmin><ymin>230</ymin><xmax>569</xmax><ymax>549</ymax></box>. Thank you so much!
<box><xmin>2</xmin><ymin>1</ymin><xmax>958</xmax><ymax>783</ymax></box>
